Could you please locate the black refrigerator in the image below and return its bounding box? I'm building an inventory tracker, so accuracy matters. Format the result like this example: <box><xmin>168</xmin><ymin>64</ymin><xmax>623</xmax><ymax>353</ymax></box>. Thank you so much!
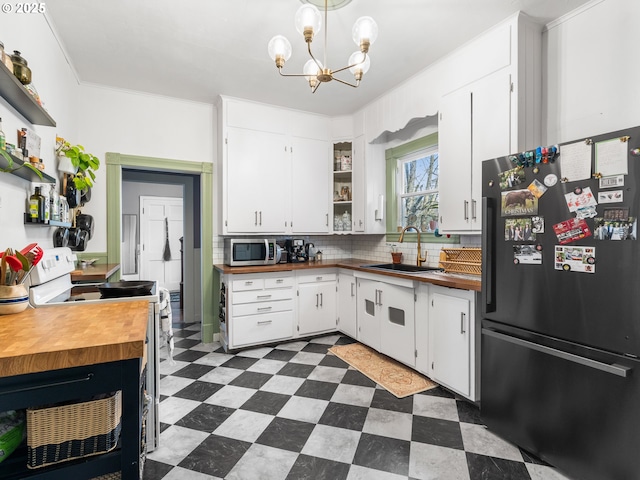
<box><xmin>481</xmin><ymin>125</ymin><xmax>640</xmax><ymax>480</ymax></box>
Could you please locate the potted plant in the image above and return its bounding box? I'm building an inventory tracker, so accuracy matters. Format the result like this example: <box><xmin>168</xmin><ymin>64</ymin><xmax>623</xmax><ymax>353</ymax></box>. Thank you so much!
<box><xmin>55</xmin><ymin>137</ymin><xmax>100</xmax><ymax>192</ymax></box>
<box><xmin>389</xmin><ymin>243</ymin><xmax>403</xmax><ymax>264</ymax></box>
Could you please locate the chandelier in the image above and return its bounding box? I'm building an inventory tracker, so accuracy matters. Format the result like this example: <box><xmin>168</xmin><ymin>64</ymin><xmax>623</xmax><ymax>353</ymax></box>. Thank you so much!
<box><xmin>267</xmin><ymin>0</ymin><xmax>378</xmax><ymax>93</ymax></box>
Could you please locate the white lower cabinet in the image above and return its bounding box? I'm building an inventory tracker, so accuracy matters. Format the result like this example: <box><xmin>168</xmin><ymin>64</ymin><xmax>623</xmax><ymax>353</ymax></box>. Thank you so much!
<box><xmin>356</xmin><ymin>278</ymin><xmax>381</xmax><ymax>352</ymax></box>
<box><xmin>428</xmin><ymin>285</ymin><xmax>478</xmax><ymax>400</ymax></box>
<box><xmin>336</xmin><ymin>271</ymin><xmax>357</xmax><ymax>338</ymax></box>
<box><xmin>226</xmin><ymin>272</ymin><xmax>294</xmax><ymax>349</ymax></box>
<box><xmin>356</xmin><ymin>274</ymin><xmax>416</xmax><ymax>367</ymax></box>
<box><xmin>297</xmin><ymin>271</ymin><xmax>337</xmax><ymax>336</ymax></box>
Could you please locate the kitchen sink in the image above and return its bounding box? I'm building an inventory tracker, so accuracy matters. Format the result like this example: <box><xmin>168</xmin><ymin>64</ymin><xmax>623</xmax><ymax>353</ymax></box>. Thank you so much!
<box><xmin>362</xmin><ymin>263</ymin><xmax>444</xmax><ymax>273</ymax></box>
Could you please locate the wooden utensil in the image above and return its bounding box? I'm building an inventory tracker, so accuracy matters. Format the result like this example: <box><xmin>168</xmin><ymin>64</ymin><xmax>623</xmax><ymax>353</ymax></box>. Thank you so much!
<box><xmin>0</xmin><ymin>248</ymin><xmax>8</xmax><ymax>286</ymax></box>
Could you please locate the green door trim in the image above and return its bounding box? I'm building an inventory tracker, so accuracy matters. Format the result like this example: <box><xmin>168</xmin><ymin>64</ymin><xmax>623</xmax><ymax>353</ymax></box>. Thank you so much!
<box><xmin>106</xmin><ymin>152</ymin><xmax>216</xmax><ymax>343</ymax></box>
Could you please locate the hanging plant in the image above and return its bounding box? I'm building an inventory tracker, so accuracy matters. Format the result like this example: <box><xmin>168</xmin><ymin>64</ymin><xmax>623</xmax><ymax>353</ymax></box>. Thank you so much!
<box><xmin>55</xmin><ymin>137</ymin><xmax>100</xmax><ymax>192</ymax></box>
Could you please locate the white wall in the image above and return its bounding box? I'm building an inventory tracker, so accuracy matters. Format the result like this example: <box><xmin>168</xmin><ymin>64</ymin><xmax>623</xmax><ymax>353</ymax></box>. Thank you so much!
<box><xmin>0</xmin><ymin>13</ymin><xmax>79</xmax><ymax>251</ymax></box>
<box><xmin>543</xmin><ymin>0</ymin><xmax>640</xmax><ymax>143</ymax></box>
<box><xmin>76</xmin><ymin>84</ymin><xmax>215</xmax><ymax>252</ymax></box>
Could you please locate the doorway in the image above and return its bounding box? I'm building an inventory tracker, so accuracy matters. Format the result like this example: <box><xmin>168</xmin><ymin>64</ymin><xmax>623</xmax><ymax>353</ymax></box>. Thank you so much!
<box><xmin>106</xmin><ymin>153</ymin><xmax>215</xmax><ymax>343</ymax></box>
<box><xmin>140</xmin><ymin>196</ymin><xmax>184</xmax><ymax>292</ymax></box>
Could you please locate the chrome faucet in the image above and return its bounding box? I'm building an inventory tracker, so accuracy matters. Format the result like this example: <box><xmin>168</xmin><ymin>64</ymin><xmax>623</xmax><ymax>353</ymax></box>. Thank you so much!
<box><xmin>399</xmin><ymin>226</ymin><xmax>427</xmax><ymax>266</ymax></box>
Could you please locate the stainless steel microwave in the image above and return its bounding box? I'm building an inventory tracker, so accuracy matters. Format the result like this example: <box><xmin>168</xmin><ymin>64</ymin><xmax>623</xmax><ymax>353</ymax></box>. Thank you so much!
<box><xmin>224</xmin><ymin>238</ymin><xmax>277</xmax><ymax>266</ymax></box>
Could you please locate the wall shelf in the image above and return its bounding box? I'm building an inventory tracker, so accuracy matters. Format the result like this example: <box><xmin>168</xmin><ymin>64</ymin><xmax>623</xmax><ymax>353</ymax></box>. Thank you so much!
<box><xmin>0</xmin><ymin>61</ymin><xmax>56</xmax><ymax>127</ymax></box>
<box><xmin>2</xmin><ymin>151</ymin><xmax>56</xmax><ymax>183</ymax></box>
<box><xmin>24</xmin><ymin>214</ymin><xmax>71</xmax><ymax>227</ymax></box>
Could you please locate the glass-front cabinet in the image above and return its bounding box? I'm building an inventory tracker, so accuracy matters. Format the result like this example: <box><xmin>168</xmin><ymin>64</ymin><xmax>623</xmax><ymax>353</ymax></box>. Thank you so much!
<box><xmin>332</xmin><ymin>141</ymin><xmax>352</xmax><ymax>233</ymax></box>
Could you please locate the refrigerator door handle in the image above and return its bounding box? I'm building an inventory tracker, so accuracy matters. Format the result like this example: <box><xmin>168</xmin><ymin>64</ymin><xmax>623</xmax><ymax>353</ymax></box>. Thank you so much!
<box><xmin>483</xmin><ymin>328</ymin><xmax>631</xmax><ymax>378</ymax></box>
<box><xmin>482</xmin><ymin>197</ymin><xmax>496</xmax><ymax>313</ymax></box>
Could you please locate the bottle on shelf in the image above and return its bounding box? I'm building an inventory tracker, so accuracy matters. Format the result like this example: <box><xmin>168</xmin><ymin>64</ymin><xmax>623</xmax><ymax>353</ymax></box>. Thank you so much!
<box><xmin>29</xmin><ymin>186</ymin><xmax>43</xmax><ymax>222</ymax></box>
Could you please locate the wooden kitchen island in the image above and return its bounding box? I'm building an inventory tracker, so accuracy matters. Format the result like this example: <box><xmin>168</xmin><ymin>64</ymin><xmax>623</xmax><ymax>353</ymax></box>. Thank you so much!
<box><xmin>0</xmin><ymin>301</ymin><xmax>148</xmax><ymax>480</ymax></box>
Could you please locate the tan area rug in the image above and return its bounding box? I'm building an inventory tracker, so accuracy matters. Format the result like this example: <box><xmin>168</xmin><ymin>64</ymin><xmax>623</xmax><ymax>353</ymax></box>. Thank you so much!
<box><xmin>329</xmin><ymin>343</ymin><xmax>438</xmax><ymax>398</ymax></box>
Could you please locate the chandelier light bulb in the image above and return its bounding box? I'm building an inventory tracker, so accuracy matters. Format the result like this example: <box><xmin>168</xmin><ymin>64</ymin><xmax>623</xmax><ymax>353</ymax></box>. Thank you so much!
<box><xmin>268</xmin><ymin>35</ymin><xmax>292</xmax><ymax>68</ymax></box>
<box><xmin>303</xmin><ymin>59</ymin><xmax>323</xmax><ymax>89</ymax></box>
<box><xmin>303</xmin><ymin>59</ymin><xmax>322</xmax><ymax>80</ymax></box>
<box><xmin>352</xmin><ymin>16</ymin><xmax>378</xmax><ymax>52</ymax></box>
<box><xmin>295</xmin><ymin>4</ymin><xmax>322</xmax><ymax>42</ymax></box>
<box><xmin>348</xmin><ymin>51</ymin><xmax>370</xmax><ymax>80</ymax></box>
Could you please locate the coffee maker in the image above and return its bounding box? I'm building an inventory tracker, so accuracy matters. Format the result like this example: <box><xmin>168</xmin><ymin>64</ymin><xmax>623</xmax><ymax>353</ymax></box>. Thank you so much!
<box><xmin>285</xmin><ymin>238</ymin><xmax>308</xmax><ymax>263</ymax></box>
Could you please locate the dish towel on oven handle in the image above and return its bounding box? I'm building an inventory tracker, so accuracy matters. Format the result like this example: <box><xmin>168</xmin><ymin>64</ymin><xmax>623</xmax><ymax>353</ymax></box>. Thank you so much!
<box><xmin>158</xmin><ymin>287</ymin><xmax>175</xmax><ymax>365</ymax></box>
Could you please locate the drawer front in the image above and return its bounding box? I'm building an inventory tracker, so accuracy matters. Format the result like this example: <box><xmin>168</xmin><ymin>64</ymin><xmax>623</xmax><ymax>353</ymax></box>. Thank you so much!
<box><xmin>232</xmin><ymin>289</ymin><xmax>293</xmax><ymax>305</ymax></box>
<box><xmin>265</xmin><ymin>276</ymin><xmax>294</xmax><ymax>289</ymax></box>
<box><xmin>232</xmin><ymin>278</ymin><xmax>265</xmax><ymax>291</ymax></box>
<box><xmin>232</xmin><ymin>299</ymin><xmax>294</xmax><ymax>317</ymax></box>
<box><xmin>232</xmin><ymin>311</ymin><xmax>294</xmax><ymax>347</ymax></box>
<box><xmin>297</xmin><ymin>272</ymin><xmax>337</xmax><ymax>284</ymax></box>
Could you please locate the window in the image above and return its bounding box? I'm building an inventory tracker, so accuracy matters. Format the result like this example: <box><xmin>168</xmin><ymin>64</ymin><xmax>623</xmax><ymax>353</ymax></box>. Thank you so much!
<box><xmin>397</xmin><ymin>146</ymin><xmax>439</xmax><ymax>233</ymax></box>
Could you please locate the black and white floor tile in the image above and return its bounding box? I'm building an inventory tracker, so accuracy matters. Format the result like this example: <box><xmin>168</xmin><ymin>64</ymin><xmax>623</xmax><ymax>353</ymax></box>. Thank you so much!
<box><xmin>144</xmin><ymin>324</ymin><xmax>572</xmax><ymax>480</ymax></box>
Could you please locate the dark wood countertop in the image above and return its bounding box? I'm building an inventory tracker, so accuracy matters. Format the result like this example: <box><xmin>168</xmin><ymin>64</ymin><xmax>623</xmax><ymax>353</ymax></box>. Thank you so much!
<box><xmin>214</xmin><ymin>258</ymin><xmax>481</xmax><ymax>291</ymax></box>
<box><xmin>0</xmin><ymin>301</ymin><xmax>148</xmax><ymax>378</ymax></box>
<box><xmin>71</xmin><ymin>263</ymin><xmax>120</xmax><ymax>282</ymax></box>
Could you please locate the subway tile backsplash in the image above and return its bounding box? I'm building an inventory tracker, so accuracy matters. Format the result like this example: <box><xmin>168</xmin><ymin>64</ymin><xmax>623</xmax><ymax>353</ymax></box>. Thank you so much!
<box><xmin>213</xmin><ymin>235</ymin><xmax>481</xmax><ymax>267</ymax></box>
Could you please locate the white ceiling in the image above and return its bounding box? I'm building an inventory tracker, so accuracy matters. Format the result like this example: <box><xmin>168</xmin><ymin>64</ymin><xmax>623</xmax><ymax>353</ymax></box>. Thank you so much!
<box><xmin>45</xmin><ymin>0</ymin><xmax>591</xmax><ymax>116</ymax></box>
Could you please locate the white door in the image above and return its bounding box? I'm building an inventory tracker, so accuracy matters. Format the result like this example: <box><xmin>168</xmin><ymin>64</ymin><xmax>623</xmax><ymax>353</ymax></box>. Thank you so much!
<box><xmin>356</xmin><ymin>279</ymin><xmax>381</xmax><ymax>351</ymax></box>
<box><xmin>140</xmin><ymin>196</ymin><xmax>183</xmax><ymax>291</ymax></box>
<box><xmin>429</xmin><ymin>292</ymin><xmax>470</xmax><ymax>396</ymax></box>
<box><xmin>379</xmin><ymin>283</ymin><xmax>416</xmax><ymax>367</ymax></box>
<box><xmin>337</xmin><ymin>272</ymin><xmax>357</xmax><ymax>338</ymax></box>
<box><xmin>298</xmin><ymin>281</ymin><xmax>337</xmax><ymax>336</ymax></box>
<box><xmin>438</xmin><ymin>88</ymin><xmax>472</xmax><ymax>232</ymax></box>
<box><xmin>226</xmin><ymin>127</ymin><xmax>288</xmax><ymax>233</ymax></box>
<box><xmin>290</xmin><ymin>136</ymin><xmax>330</xmax><ymax>233</ymax></box>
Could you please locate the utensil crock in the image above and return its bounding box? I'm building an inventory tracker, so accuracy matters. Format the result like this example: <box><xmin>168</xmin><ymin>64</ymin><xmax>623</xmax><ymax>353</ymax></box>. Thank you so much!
<box><xmin>0</xmin><ymin>284</ymin><xmax>29</xmax><ymax>315</ymax></box>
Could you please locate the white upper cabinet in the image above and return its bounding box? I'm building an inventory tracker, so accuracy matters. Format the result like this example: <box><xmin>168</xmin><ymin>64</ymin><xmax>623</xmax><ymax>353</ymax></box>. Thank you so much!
<box><xmin>225</xmin><ymin>126</ymin><xmax>289</xmax><ymax>233</ymax></box>
<box><xmin>438</xmin><ymin>14</ymin><xmax>542</xmax><ymax>234</ymax></box>
<box><xmin>218</xmin><ymin>96</ymin><xmax>331</xmax><ymax>235</ymax></box>
<box><xmin>438</xmin><ymin>71</ymin><xmax>512</xmax><ymax>233</ymax></box>
<box><xmin>291</xmin><ymin>136</ymin><xmax>331</xmax><ymax>233</ymax></box>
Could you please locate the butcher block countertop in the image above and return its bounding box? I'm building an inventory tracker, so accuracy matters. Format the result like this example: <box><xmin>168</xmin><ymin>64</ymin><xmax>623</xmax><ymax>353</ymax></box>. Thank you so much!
<box><xmin>0</xmin><ymin>300</ymin><xmax>148</xmax><ymax>378</ymax></box>
<box><xmin>71</xmin><ymin>263</ymin><xmax>121</xmax><ymax>282</ymax></box>
<box><xmin>214</xmin><ymin>258</ymin><xmax>481</xmax><ymax>291</ymax></box>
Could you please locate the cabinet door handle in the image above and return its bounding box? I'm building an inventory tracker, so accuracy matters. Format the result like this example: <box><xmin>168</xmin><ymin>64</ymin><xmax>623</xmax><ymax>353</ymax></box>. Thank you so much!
<box><xmin>359</xmin><ymin>219</ymin><xmax>363</xmax><ymax>227</ymax></box>
<box><xmin>255</xmin><ymin>211</ymin><xmax>258</xmax><ymax>225</ymax></box>
<box><xmin>257</xmin><ymin>306</ymin><xmax>273</xmax><ymax>312</ymax></box>
<box><xmin>259</xmin><ymin>211</ymin><xmax>262</xmax><ymax>226</ymax></box>
<box><xmin>461</xmin><ymin>312</ymin><xmax>466</xmax><ymax>334</ymax></box>
<box><xmin>326</xmin><ymin>213</ymin><xmax>329</xmax><ymax>227</ymax></box>
<box><xmin>378</xmin><ymin>290</ymin><xmax>382</xmax><ymax>306</ymax></box>
<box><xmin>245</xmin><ymin>281</ymin><xmax>253</xmax><ymax>286</ymax></box>
<box><xmin>316</xmin><ymin>293</ymin><xmax>319</xmax><ymax>307</ymax></box>
<box><xmin>472</xmin><ymin>200</ymin><xmax>477</xmax><ymax>220</ymax></box>
<box><xmin>320</xmin><ymin>292</ymin><xmax>323</xmax><ymax>307</ymax></box>
<box><xmin>464</xmin><ymin>200</ymin><xmax>469</xmax><ymax>220</ymax></box>
<box><xmin>351</xmin><ymin>282</ymin><xmax>355</xmax><ymax>297</ymax></box>
<box><xmin>276</xmin><ymin>279</ymin><xmax>284</xmax><ymax>283</ymax></box>
<box><xmin>257</xmin><ymin>319</ymin><xmax>273</xmax><ymax>325</ymax></box>
<box><xmin>316</xmin><ymin>276</ymin><xmax>323</xmax><ymax>281</ymax></box>
<box><xmin>256</xmin><ymin>294</ymin><xmax>272</xmax><ymax>299</ymax></box>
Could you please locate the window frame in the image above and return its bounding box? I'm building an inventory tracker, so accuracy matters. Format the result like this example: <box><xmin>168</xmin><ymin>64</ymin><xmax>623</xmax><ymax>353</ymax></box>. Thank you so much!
<box><xmin>385</xmin><ymin>132</ymin><xmax>459</xmax><ymax>244</ymax></box>
<box><xmin>396</xmin><ymin>145</ymin><xmax>439</xmax><ymax>232</ymax></box>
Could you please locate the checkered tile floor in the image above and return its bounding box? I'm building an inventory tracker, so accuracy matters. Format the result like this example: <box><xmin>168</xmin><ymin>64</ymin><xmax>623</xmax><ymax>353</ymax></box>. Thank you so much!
<box><xmin>144</xmin><ymin>324</ymin><xmax>572</xmax><ymax>480</ymax></box>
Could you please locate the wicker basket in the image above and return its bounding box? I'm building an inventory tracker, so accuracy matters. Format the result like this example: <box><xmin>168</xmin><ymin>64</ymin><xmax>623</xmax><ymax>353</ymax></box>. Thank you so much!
<box><xmin>26</xmin><ymin>391</ymin><xmax>122</xmax><ymax>469</ymax></box>
<box><xmin>439</xmin><ymin>248</ymin><xmax>482</xmax><ymax>275</ymax></box>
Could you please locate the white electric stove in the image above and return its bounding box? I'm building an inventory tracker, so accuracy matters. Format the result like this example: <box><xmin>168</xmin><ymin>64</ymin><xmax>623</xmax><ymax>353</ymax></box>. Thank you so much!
<box><xmin>28</xmin><ymin>247</ymin><xmax>161</xmax><ymax>452</ymax></box>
